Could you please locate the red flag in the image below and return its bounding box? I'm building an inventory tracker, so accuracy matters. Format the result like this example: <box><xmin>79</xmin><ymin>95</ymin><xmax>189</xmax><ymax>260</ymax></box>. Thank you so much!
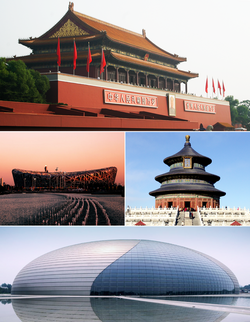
<box><xmin>222</xmin><ymin>81</ymin><xmax>225</xmax><ymax>97</ymax></box>
<box><xmin>73</xmin><ymin>41</ymin><xmax>77</xmax><ymax>70</ymax></box>
<box><xmin>205</xmin><ymin>77</ymin><xmax>208</xmax><ymax>93</ymax></box>
<box><xmin>57</xmin><ymin>38</ymin><xmax>61</xmax><ymax>67</ymax></box>
<box><xmin>212</xmin><ymin>78</ymin><xmax>215</xmax><ymax>93</ymax></box>
<box><xmin>218</xmin><ymin>80</ymin><xmax>221</xmax><ymax>95</ymax></box>
<box><xmin>100</xmin><ymin>49</ymin><xmax>106</xmax><ymax>74</ymax></box>
<box><xmin>86</xmin><ymin>45</ymin><xmax>92</xmax><ymax>73</ymax></box>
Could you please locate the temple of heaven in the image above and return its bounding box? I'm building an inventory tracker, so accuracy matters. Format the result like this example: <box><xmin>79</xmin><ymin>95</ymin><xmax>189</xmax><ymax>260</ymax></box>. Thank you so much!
<box><xmin>11</xmin><ymin>239</ymin><xmax>239</xmax><ymax>296</ymax></box>
<box><xmin>149</xmin><ymin>135</ymin><xmax>225</xmax><ymax>210</ymax></box>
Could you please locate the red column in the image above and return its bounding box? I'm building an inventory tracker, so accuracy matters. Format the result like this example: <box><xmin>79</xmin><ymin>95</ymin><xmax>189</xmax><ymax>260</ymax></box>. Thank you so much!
<box><xmin>116</xmin><ymin>68</ymin><xmax>119</xmax><ymax>82</ymax></box>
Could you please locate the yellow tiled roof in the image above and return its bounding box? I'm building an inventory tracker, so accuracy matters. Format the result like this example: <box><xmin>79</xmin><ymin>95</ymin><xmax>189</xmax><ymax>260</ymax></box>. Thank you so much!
<box><xmin>74</xmin><ymin>11</ymin><xmax>185</xmax><ymax>61</ymax></box>
<box><xmin>111</xmin><ymin>52</ymin><xmax>198</xmax><ymax>78</ymax></box>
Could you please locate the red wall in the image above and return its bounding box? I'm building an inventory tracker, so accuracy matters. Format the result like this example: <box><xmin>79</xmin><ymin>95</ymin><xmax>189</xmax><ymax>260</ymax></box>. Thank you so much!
<box><xmin>56</xmin><ymin>80</ymin><xmax>231</xmax><ymax>128</ymax></box>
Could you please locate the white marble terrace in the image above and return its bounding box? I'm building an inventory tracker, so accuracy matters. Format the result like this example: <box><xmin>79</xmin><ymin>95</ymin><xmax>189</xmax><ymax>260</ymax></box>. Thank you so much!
<box><xmin>125</xmin><ymin>206</ymin><xmax>250</xmax><ymax>226</ymax></box>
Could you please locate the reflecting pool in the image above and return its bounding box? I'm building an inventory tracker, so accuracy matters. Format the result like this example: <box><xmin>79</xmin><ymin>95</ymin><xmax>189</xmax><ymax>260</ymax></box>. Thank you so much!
<box><xmin>0</xmin><ymin>296</ymin><xmax>250</xmax><ymax>322</ymax></box>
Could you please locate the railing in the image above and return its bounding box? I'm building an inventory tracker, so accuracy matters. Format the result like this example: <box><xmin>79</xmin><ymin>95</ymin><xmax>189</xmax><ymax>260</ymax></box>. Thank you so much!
<box><xmin>198</xmin><ymin>206</ymin><xmax>250</xmax><ymax>226</ymax></box>
<box><xmin>126</xmin><ymin>206</ymin><xmax>178</xmax><ymax>226</ymax></box>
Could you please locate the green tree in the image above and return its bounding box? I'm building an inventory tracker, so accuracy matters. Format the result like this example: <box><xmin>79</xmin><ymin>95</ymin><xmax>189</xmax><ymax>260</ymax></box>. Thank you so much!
<box><xmin>236</xmin><ymin>105</ymin><xmax>248</xmax><ymax>126</ymax></box>
<box><xmin>0</xmin><ymin>58</ymin><xmax>50</xmax><ymax>103</ymax></box>
<box><xmin>225</xmin><ymin>95</ymin><xmax>239</xmax><ymax>125</ymax></box>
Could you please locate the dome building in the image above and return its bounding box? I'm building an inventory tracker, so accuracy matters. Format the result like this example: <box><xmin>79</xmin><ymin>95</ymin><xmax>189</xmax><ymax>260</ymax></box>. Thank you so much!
<box><xmin>11</xmin><ymin>239</ymin><xmax>239</xmax><ymax>296</ymax></box>
<box><xmin>149</xmin><ymin>135</ymin><xmax>226</xmax><ymax>210</ymax></box>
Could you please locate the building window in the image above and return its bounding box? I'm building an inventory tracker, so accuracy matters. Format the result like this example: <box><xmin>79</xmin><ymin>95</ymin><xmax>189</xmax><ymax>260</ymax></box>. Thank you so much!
<box><xmin>129</xmin><ymin>74</ymin><xmax>136</xmax><ymax>85</ymax></box>
<box><xmin>119</xmin><ymin>72</ymin><xmax>126</xmax><ymax>83</ymax></box>
<box><xmin>108</xmin><ymin>70</ymin><xmax>116</xmax><ymax>81</ymax></box>
<box><xmin>159</xmin><ymin>78</ymin><xmax>165</xmax><ymax>89</ymax></box>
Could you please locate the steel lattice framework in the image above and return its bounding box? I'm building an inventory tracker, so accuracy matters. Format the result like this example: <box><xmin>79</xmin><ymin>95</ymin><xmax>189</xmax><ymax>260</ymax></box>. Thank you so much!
<box><xmin>12</xmin><ymin>167</ymin><xmax>117</xmax><ymax>189</ymax></box>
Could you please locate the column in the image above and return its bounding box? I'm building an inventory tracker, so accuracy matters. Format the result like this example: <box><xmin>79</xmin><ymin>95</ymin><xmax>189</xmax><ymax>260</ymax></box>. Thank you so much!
<box><xmin>126</xmin><ymin>69</ymin><xmax>129</xmax><ymax>84</ymax></box>
<box><xmin>157</xmin><ymin>77</ymin><xmax>159</xmax><ymax>89</ymax></box>
<box><xmin>165</xmin><ymin>78</ymin><xmax>168</xmax><ymax>90</ymax></box>
<box><xmin>116</xmin><ymin>67</ymin><xmax>119</xmax><ymax>82</ymax></box>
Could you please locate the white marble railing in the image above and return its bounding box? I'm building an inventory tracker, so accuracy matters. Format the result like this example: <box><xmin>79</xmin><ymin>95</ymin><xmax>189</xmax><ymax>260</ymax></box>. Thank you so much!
<box><xmin>125</xmin><ymin>207</ymin><xmax>178</xmax><ymax>226</ymax></box>
<box><xmin>197</xmin><ymin>206</ymin><xmax>250</xmax><ymax>226</ymax></box>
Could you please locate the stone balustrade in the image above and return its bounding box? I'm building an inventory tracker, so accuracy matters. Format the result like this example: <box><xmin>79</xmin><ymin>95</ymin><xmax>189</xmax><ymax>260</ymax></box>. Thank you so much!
<box><xmin>125</xmin><ymin>206</ymin><xmax>178</xmax><ymax>226</ymax></box>
<box><xmin>197</xmin><ymin>207</ymin><xmax>250</xmax><ymax>226</ymax></box>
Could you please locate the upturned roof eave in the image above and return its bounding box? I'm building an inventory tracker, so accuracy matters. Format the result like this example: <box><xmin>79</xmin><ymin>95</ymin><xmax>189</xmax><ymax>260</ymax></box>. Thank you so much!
<box><xmin>144</xmin><ymin>36</ymin><xmax>186</xmax><ymax>62</ymax></box>
<box><xmin>18</xmin><ymin>33</ymin><xmax>105</xmax><ymax>48</ymax></box>
<box><xmin>8</xmin><ymin>52</ymin><xmax>102</xmax><ymax>64</ymax></box>
<box><xmin>109</xmin><ymin>52</ymin><xmax>198</xmax><ymax>79</ymax></box>
<box><xmin>74</xmin><ymin>10</ymin><xmax>187</xmax><ymax>63</ymax></box>
<box><xmin>149</xmin><ymin>185</ymin><xmax>226</xmax><ymax>197</ymax></box>
<box><xmin>155</xmin><ymin>170</ymin><xmax>221</xmax><ymax>184</ymax></box>
<box><xmin>164</xmin><ymin>146</ymin><xmax>212</xmax><ymax>166</ymax></box>
<box><xmin>105</xmin><ymin>34</ymin><xmax>186</xmax><ymax>63</ymax></box>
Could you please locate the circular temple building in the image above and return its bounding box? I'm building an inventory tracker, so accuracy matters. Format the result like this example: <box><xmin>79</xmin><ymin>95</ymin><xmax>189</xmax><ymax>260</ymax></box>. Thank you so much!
<box><xmin>149</xmin><ymin>135</ymin><xmax>225</xmax><ymax>210</ymax></box>
<box><xmin>11</xmin><ymin>239</ymin><xmax>239</xmax><ymax>296</ymax></box>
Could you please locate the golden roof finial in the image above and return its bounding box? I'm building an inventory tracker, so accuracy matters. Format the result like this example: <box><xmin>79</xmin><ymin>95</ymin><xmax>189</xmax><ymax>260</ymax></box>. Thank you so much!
<box><xmin>185</xmin><ymin>135</ymin><xmax>190</xmax><ymax>143</ymax></box>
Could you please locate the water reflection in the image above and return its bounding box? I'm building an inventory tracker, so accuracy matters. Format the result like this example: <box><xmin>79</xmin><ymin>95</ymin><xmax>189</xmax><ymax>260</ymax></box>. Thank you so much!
<box><xmin>10</xmin><ymin>297</ymin><xmax>231</xmax><ymax>322</ymax></box>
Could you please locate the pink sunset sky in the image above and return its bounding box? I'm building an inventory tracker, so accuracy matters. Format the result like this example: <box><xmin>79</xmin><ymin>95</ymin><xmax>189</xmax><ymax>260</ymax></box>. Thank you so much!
<box><xmin>0</xmin><ymin>132</ymin><xmax>124</xmax><ymax>186</ymax></box>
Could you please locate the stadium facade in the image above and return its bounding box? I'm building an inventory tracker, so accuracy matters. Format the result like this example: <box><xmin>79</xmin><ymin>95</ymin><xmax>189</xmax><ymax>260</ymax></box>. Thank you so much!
<box><xmin>12</xmin><ymin>166</ymin><xmax>117</xmax><ymax>189</ymax></box>
<box><xmin>11</xmin><ymin>239</ymin><xmax>239</xmax><ymax>296</ymax></box>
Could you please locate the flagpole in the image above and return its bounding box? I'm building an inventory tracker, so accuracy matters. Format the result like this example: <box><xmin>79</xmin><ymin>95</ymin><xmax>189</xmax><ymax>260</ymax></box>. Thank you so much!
<box><xmin>101</xmin><ymin>48</ymin><xmax>103</xmax><ymax>80</ymax></box>
<box><xmin>73</xmin><ymin>39</ymin><xmax>75</xmax><ymax>75</ymax></box>
<box><xmin>57</xmin><ymin>37</ymin><xmax>61</xmax><ymax>73</ymax></box>
<box><xmin>206</xmin><ymin>76</ymin><xmax>208</xmax><ymax>98</ymax></box>
<box><xmin>88</xmin><ymin>42</ymin><xmax>90</xmax><ymax>78</ymax></box>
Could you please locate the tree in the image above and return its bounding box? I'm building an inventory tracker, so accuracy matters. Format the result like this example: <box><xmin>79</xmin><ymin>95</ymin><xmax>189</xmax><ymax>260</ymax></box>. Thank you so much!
<box><xmin>0</xmin><ymin>58</ymin><xmax>50</xmax><ymax>103</ymax></box>
<box><xmin>225</xmin><ymin>95</ymin><xmax>239</xmax><ymax>125</ymax></box>
<box><xmin>236</xmin><ymin>105</ymin><xmax>249</xmax><ymax>126</ymax></box>
<box><xmin>0</xmin><ymin>283</ymin><xmax>11</xmax><ymax>294</ymax></box>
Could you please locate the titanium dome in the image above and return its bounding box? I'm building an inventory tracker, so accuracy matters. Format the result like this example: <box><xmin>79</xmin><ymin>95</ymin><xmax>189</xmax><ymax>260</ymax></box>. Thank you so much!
<box><xmin>11</xmin><ymin>240</ymin><xmax>239</xmax><ymax>296</ymax></box>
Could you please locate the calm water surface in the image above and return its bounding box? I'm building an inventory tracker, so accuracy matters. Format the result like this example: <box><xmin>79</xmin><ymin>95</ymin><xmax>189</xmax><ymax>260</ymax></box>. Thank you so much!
<box><xmin>0</xmin><ymin>297</ymin><xmax>250</xmax><ymax>322</ymax></box>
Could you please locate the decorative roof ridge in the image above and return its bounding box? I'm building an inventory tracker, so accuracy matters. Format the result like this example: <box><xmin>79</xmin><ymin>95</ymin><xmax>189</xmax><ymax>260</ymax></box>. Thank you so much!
<box><xmin>74</xmin><ymin>10</ymin><xmax>144</xmax><ymax>38</ymax></box>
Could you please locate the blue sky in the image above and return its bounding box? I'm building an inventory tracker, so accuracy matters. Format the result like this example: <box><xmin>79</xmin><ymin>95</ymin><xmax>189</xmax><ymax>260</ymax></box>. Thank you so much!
<box><xmin>0</xmin><ymin>226</ymin><xmax>249</xmax><ymax>287</ymax></box>
<box><xmin>1</xmin><ymin>0</ymin><xmax>250</xmax><ymax>102</ymax></box>
<box><xmin>126</xmin><ymin>132</ymin><xmax>250</xmax><ymax>210</ymax></box>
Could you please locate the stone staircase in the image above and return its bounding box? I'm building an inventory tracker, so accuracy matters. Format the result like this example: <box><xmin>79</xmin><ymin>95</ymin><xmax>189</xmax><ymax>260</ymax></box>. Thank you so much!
<box><xmin>176</xmin><ymin>211</ymin><xmax>201</xmax><ymax>226</ymax></box>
